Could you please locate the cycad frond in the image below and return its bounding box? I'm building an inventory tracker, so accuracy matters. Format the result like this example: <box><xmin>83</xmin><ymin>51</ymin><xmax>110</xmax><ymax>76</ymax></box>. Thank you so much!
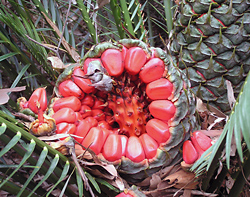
<box><xmin>191</xmin><ymin>71</ymin><xmax>250</xmax><ymax>188</ymax></box>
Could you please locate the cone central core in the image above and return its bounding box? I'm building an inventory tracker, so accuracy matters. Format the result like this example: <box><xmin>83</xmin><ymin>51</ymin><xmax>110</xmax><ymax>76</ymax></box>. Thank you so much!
<box><xmin>106</xmin><ymin>73</ymin><xmax>149</xmax><ymax>137</ymax></box>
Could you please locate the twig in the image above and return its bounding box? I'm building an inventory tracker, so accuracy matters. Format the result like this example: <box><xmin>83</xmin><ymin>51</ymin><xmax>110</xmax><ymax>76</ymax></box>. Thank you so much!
<box><xmin>57</xmin><ymin>0</ymin><xmax>72</xmax><ymax>52</ymax></box>
<box><xmin>25</xmin><ymin>34</ymin><xmax>61</xmax><ymax>59</ymax></box>
<box><xmin>13</xmin><ymin>112</ymin><xmax>35</xmax><ymax>122</ymax></box>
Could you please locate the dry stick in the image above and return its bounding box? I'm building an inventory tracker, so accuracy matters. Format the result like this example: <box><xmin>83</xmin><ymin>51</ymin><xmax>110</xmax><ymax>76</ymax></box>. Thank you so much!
<box><xmin>26</xmin><ymin>35</ymin><xmax>61</xmax><ymax>59</ymax></box>
<box><xmin>121</xmin><ymin>23</ymin><xmax>137</xmax><ymax>39</ymax></box>
<box><xmin>57</xmin><ymin>0</ymin><xmax>72</xmax><ymax>53</ymax></box>
<box><xmin>71</xmin><ymin>147</ymin><xmax>96</xmax><ymax>197</ymax></box>
<box><xmin>85</xmin><ymin>1</ymin><xmax>99</xmax><ymax>44</ymax></box>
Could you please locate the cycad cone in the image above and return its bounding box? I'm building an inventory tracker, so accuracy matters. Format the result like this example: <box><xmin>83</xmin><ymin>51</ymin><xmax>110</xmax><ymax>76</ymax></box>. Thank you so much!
<box><xmin>170</xmin><ymin>0</ymin><xmax>250</xmax><ymax>114</ymax></box>
<box><xmin>54</xmin><ymin>39</ymin><xmax>196</xmax><ymax>182</ymax></box>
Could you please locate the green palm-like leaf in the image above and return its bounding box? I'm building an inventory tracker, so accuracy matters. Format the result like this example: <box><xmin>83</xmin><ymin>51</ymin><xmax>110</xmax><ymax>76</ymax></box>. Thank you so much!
<box><xmin>0</xmin><ymin>111</ymin><xmax>119</xmax><ymax>196</ymax></box>
<box><xmin>190</xmin><ymin>71</ymin><xmax>250</xmax><ymax>193</ymax></box>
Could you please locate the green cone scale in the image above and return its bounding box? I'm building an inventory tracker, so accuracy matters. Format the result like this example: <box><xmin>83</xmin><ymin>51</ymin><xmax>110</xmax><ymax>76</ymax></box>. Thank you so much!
<box><xmin>170</xmin><ymin>0</ymin><xmax>250</xmax><ymax>113</ymax></box>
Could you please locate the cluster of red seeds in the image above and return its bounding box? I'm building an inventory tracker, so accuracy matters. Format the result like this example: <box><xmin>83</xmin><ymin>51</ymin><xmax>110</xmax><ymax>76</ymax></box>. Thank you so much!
<box><xmin>52</xmin><ymin>43</ymin><xmax>178</xmax><ymax>163</ymax></box>
<box><xmin>24</xmin><ymin>42</ymin><xmax>180</xmax><ymax>165</ymax></box>
<box><xmin>182</xmin><ymin>131</ymin><xmax>212</xmax><ymax>164</ymax></box>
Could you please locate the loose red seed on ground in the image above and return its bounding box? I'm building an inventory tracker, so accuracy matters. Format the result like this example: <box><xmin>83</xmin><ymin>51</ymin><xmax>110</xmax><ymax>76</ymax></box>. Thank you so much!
<box><xmin>81</xmin><ymin>127</ymin><xmax>104</xmax><ymax>155</ymax></box>
<box><xmin>74</xmin><ymin>119</ymin><xmax>92</xmax><ymax>143</ymax></box>
<box><xmin>52</xmin><ymin>108</ymin><xmax>77</xmax><ymax>124</ymax></box>
<box><xmin>53</xmin><ymin>96</ymin><xmax>81</xmax><ymax>112</ymax></box>
<box><xmin>182</xmin><ymin>140</ymin><xmax>199</xmax><ymax>164</ymax></box>
<box><xmin>72</xmin><ymin>67</ymin><xmax>95</xmax><ymax>94</ymax></box>
<box><xmin>124</xmin><ymin>47</ymin><xmax>147</xmax><ymax>75</ymax></box>
<box><xmin>58</xmin><ymin>80</ymin><xmax>84</xmax><ymax>99</ymax></box>
<box><xmin>190</xmin><ymin>131</ymin><xmax>212</xmax><ymax>158</ymax></box>
<box><xmin>139</xmin><ymin>58</ymin><xmax>165</xmax><ymax>83</ymax></box>
<box><xmin>191</xmin><ymin>131</ymin><xmax>212</xmax><ymax>151</ymax></box>
<box><xmin>146</xmin><ymin>78</ymin><xmax>173</xmax><ymax>100</ymax></box>
<box><xmin>81</xmin><ymin>95</ymin><xmax>95</xmax><ymax>108</ymax></box>
<box><xmin>102</xmin><ymin>133</ymin><xmax>122</xmax><ymax>162</ymax></box>
<box><xmin>139</xmin><ymin>133</ymin><xmax>158</xmax><ymax>159</ymax></box>
<box><xmin>145</xmin><ymin>119</ymin><xmax>170</xmax><ymax>144</ymax></box>
<box><xmin>101</xmin><ymin>49</ymin><xmax>124</xmax><ymax>76</ymax></box>
<box><xmin>126</xmin><ymin>136</ymin><xmax>145</xmax><ymax>162</ymax></box>
<box><xmin>83</xmin><ymin>58</ymin><xmax>103</xmax><ymax>74</ymax></box>
<box><xmin>149</xmin><ymin>100</ymin><xmax>176</xmax><ymax>121</ymax></box>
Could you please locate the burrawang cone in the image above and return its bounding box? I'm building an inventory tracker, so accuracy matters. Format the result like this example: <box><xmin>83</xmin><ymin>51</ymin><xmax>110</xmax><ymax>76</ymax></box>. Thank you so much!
<box><xmin>52</xmin><ymin>39</ymin><xmax>196</xmax><ymax>183</ymax></box>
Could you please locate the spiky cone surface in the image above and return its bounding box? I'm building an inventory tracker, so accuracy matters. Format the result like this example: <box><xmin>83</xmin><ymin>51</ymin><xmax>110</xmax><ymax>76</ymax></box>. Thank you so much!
<box><xmin>54</xmin><ymin>39</ymin><xmax>196</xmax><ymax>183</ymax></box>
<box><xmin>170</xmin><ymin>0</ymin><xmax>250</xmax><ymax>113</ymax></box>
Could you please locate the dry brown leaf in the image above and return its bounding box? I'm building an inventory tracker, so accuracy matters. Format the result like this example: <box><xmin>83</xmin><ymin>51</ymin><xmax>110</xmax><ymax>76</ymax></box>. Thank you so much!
<box><xmin>95</xmin><ymin>0</ymin><xmax>110</xmax><ymax>10</ymax></box>
<box><xmin>196</xmin><ymin>98</ymin><xmax>226</xmax><ymax>130</ymax></box>
<box><xmin>149</xmin><ymin>174</ymin><xmax>162</xmax><ymax>190</ymax></box>
<box><xmin>191</xmin><ymin>190</ymin><xmax>218</xmax><ymax>196</ymax></box>
<box><xmin>42</xmin><ymin>12</ymin><xmax>80</xmax><ymax>62</ymax></box>
<box><xmin>47</xmin><ymin>56</ymin><xmax>68</xmax><ymax>70</ymax></box>
<box><xmin>199</xmin><ymin>129</ymin><xmax>223</xmax><ymax>143</ymax></box>
<box><xmin>183</xmin><ymin>189</ymin><xmax>192</xmax><ymax>197</ymax></box>
<box><xmin>158</xmin><ymin>169</ymin><xmax>198</xmax><ymax>190</ymax></box>
<box><xmin>79</xmin><ymin>159</ymin><xmax>125</xmax><ymax>191</ymax></box>
<box><xmin>79</xmin><ymin>160</ymin><xmax>118</xmax><ymax>179</ymax></box>
<box><xmin>0</xmin><ymin>86</ymin><xmax>26</xmax><ymax>105</ymax></box>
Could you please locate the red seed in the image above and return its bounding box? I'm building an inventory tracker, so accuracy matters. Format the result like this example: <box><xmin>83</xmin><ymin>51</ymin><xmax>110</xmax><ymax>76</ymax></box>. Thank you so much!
<box><xmin>72</xmin><ymin>67</ymin><xmax>95</xmax><ymax>94</ymax></box>
<box><xmin>126</xmin><ymin>136</ymin><xmax>145</xmax><ymax>162</ymax></box>
<box><xmin>191</xmin><ymin>131</ymin><xmax>212</xmax><ymax>151</ymax></box>
<box><xmin>56</xmin><ymin>122</ymin><xmax>76</xmax><ymax>140</ymax></box>
<box><xmin>92</xmin><ymin>98</ymin><xmax>106</xmax><ymax>110</ymax></box>
<box><xmin>149</xmin><ymin>100</ymin><xmax>176</xmax><ymax>121</ymax></box>
<box><xmin>74</xmin><ymin>119</ymin><xmax>92</xmax><ymax>143</ymax></box>
<box><xmin>139</xmin><ymin>133</ymin><xmax>158</xmax><ymax>159</ymax></box>
<box><xmin>146</xmin><ymin>78</ymin><xmax>173</xmax><ymax>100</ymax></box>
<box><xmin>145</xmin><ymin>119</ymin><xmax>170</xmax><ymax>144</ymax></box>
<box><xmin>79</xmin><ymin>105</ymin><xmax>92</xmax><ymax>119</ymax></box>
<box><xmin>92</xmin><ymin>109</ymin><xmax>106</xmax><ymax>121</ymax></box>
<box><xmin>53</xmin><ymin>96</ymin><xmax>81</xmax><ymax>112</ymax></box>
<box><xmin>120</xmin><ymin>135</ymin><xmax>128</xmax><ymax>156</ymax></box>
<box><xmin>52</xmin><ymin>108</ymin><xmax>77</xmax><ymax>124</ymax></box>
<box><xmin>58</xmin><ymin>80</ymin><xmax>84</xmax><ymax>99</ymax></box>
<box><xmin>28</xmin><ymin>88</ymin><xmax>47</xmax><ymax>114</ymax></box>
<box><xmin>190</xmin><ymin>131</ymin><xmax>212</xmax><ymax>157</ymax></box>
<box><xmin>98</xmin><ymin>120</ymin><xmax>112</xmax><ymax>130</ymax></box>
<box><xmin>139</xmin><ymin>58</ymin><xmax>165</xmax><ymax>83</ymax></box>
<box><xmin>85</xmin><ymin>117</ymin><xmax>98</xmax><ymax>128</ymax></box>
<box><xmin>102</xmin><ymin>128</ymin><xmax>111</xmax><ymax>144</ymax></box>
<box><xmin>81</xmin><ymin>127</ymin><xmax>104</xmax><ymax>155</ymax></box>
<box><xmin>56</xmin><ymin>122</ymin><xmax>76</xmax><ymax>134</ymax></box>
<box><xmin>182</xmin><ymin>140</ymin><xmax>199</xmax><ymax>164</ymax></box>
<box><xmin>81</xmin><ymin>95</ymin><xmax>95</xmax><ymax>108</ymax></box>
<box><xmin>83</xmin><ymin>58</ymin><xmax>103</xmax><ymax>74</ymax></box>
<box><xmin>101</xmin><ymin>49</ymin><xmax>124</xmax><ymax>76</ymax></box>
<box><xmin>75</xmin><ymin>112</ymin><xmax>83</xmax><ymax>121</ymax></box>
<box><xmin>121</xmin><ymin>46</ymin><xmax>127</xmax><ymax>60</ymax></box>
<box><xmin>102</xmin><ymin>133</ymin><xmax>122</xmax><ymax>162</ymax></box>
<box><xmin>124</xmin><ymin>47</ymin><xmax>147</xmax><ymax>75</ymax></box>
